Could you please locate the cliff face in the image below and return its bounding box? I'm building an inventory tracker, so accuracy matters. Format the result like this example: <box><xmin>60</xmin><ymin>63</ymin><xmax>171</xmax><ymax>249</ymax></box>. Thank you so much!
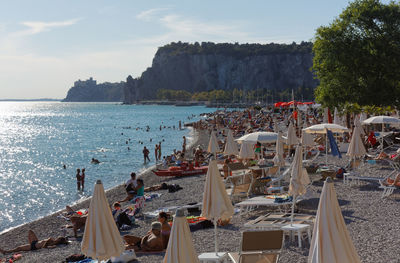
<box><xmin>124</xmin><ymin>42</ymin><xmax>317</xmax><ymax>103</ymax></box>
<box><xmin>63</xmin><ymin>78</ymin><xmax>125</xmax><ymax>102</ymax></box>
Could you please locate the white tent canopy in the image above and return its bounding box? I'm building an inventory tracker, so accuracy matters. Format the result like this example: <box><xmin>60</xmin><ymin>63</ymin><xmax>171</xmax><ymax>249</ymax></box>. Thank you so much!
<box><xmin>236</xmin><ymin>131</ymin><xmax>277</xmax><ymax>144</ymax></box>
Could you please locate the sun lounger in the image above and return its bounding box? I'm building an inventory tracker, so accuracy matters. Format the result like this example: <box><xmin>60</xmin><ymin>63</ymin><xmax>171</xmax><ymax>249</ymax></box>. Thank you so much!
<box><xmin>228</xmin><ymin>230</ymin><xmax>283</xmax><ymax>263</ymax></box>
<box><xmin>236</xmin><ymin>196</ymin><xmax>298</xmax><ymax>216</ymax></box>
<box><xmin>226</xmin><ymin>173</ymin><xmax>255</xmax><ymax>203</ymax></box>
<box><xmin>244</xmin><ymin>213</ymin><xmax>315</xmax><ymax>230</ymax></box>
<box><xmin>379</xmin><ymin>180</ymin><xmax>397</xmax><ymax>198</ymax></box>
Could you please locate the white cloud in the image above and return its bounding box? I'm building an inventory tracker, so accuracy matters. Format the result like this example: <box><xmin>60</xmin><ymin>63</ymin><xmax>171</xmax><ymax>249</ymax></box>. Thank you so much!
<box><xmin>12</xmin><ymin>18</ymin><xmax>81</xmax><ymax>37</ymax></box>
<box><xmin>136</xmin><ymin>8</ymin><xmax>170</xmax><ymax>22</ymax></box>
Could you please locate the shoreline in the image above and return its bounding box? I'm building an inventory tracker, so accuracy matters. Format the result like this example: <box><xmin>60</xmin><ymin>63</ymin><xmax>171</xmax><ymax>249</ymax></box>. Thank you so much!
<box><xmin>0</xmin><ymin>126</ymin><xmax>200</xmax><ymax>236</ymax></box>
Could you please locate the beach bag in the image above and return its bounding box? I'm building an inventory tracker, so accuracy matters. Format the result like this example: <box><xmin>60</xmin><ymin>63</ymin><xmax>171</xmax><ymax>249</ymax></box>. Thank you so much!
<box><xmin>336</xmin><ymin>167</ymin><xmax>346</xmax><ymax>179</ymax></box>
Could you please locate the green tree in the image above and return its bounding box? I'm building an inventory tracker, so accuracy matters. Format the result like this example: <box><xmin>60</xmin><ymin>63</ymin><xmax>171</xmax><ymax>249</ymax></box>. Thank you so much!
<box><xmin>313</xmin><ymin>0</ymin><xmax>400</xmax><ymax>108</ymax></box>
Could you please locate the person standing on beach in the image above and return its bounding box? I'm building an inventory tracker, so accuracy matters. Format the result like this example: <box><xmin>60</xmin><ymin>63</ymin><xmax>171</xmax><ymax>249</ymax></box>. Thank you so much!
<box><xmin>158</xmin><ymin>142</ymin><xmax>162</xmax><ymax>160</ymax></box>
<box><xmin>76</xmin><ymin>169</ymin><xmax>81</xmax><ymax>191</ymax></box>
<box><xmin>154</xmin><ymin>144</ymin><xmax>159</xmax><ymax>162</ymax></box>
<box><xmin>179</xmin><ymin>120</ymin><xmax>182</xmax><ymax>130</ymax></box>
<box><xmin>182</xmin><ymin>136</ymin><xmax>186</xmax><ymax>153</ymax></box>
<box><xmin>81</xmin><ymin>168</ymin><xmax>85</xmax><ymax>191</ymax></box>
<box><xmin>143</xmin><ymin>146</ymin><xmax>150</xmax><ymax>163</ymax></box>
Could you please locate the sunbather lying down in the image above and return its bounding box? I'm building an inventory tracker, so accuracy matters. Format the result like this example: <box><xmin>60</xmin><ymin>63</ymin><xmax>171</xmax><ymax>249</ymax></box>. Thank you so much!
<box><xmin>63</xmin><ymin>206</ymin><xmax>88</xmax><ymax>237</ymax></box>
<box><xmin>123</xmin><ymin>222</ymin><xmax>164</xmax><ymax>252</ymax></box>
<box><xmin>382</xmin><ymin>174</ymin><xmax>400</xmax><ymax>187</ymax></box>
<box><xmin>0</xmin><ymin>230</ymin><xmax>68</xmax><ymax>254</ymax></box>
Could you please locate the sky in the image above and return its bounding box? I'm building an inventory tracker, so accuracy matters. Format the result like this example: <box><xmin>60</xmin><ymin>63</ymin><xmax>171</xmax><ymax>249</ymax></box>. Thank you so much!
<box><xmin>0</xmin><ymin>0</ymin><xmax>381</xmax><ymax>99</ymax></box>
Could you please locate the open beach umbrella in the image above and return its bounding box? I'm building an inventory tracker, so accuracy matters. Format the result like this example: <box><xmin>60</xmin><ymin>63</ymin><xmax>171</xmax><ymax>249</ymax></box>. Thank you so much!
<box><xmin>347</xmin><ymin>120</ymin><xmax>366</xmax><ymax>159</ymax></box>
<box><xmin>163</xmin><ymin>209</ymin><xmax>199</xmax><ymax>263</ymax></box>
<box><xmin>238</xmin><ymin>142</ymin><xmax>255</xmax><ymax>159</ymax></box>
<box><xmin>201</xmin><ymin>160</ymin><xmax>234</xmax><ymax>253</ymax></box>
<box><xmin>273</xmin><ymin>131</ymin><xmax>285</xmax><ymax>168</ymax></box>
<box><xmin>236</xmin><ymin>131</ymin><xmax>277</xmax><ymax>144</ymax></box>
<box><xmin>81</xmin><ymin>180</ymin><xmax>125</xmax><ymax>261</ymax></box>
<box><xmin>286</xmin><ymin>122</ymin><xmax>298</xmax><ymax>146</ymax></box>
<box><xmin>224</xmin><ymin>129</ymin><xmax>239</xmax><ymax>156</ymax></box>
<box><xmin>308</xmin><ymin>178</ymin><xmax>361</xmax><ymax>263</ymax></box>
<box><xmin>303</xmin><ymin>124</ymin><xmax>348</xmax><ymax>164</ymax></box>
<box><xmin>288</xmin><ymin>145</ymin><xmax>310</xmax><ymax>223</ymax></box>
<box><xmin>207</xmin><ymin>131</ymin><xmax>220</xmax><ymax>156</ymax></box>
<box><xmin>363</xmin><ymin>116</ymin><xmax>400</xmax><ymax>151</ymax></box>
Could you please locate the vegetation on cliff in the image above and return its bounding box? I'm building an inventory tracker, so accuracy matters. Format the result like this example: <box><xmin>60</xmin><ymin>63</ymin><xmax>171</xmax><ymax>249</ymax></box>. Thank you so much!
<box><xmin>313</xmin><ymin>0</ymin><xmax>400</xmax><ymax>108</ymax></box>
<box><xmin>157</xmin><ymin>41</ymin><xmax>313</xmax><ymax>58</ymax></box>
<box><xmin>156</xmin><ymin>86</ymin><xmax>315</xmax><ymax>103</ymax></box>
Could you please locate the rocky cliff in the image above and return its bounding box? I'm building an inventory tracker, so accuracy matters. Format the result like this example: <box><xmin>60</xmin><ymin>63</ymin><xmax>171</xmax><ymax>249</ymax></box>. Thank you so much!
<box><xmin>124</xmin><ymin>42</ymin><xmax>317</xmax><ymax>103</ymax></box>
<box><xmin>63</xmin><ymin>78</ymin><xmax>124</xmax><ymax>102</ymax></box>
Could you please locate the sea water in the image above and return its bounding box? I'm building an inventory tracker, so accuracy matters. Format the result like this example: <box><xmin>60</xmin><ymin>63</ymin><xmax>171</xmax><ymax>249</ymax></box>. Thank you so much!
<box><xmin>0</xmin><ymin>102</ymin><xmax>215</xmax><ymax>233</ymax></box>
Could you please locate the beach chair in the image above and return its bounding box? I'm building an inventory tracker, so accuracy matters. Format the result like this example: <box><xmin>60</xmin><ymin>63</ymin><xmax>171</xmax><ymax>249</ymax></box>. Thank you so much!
<box><xmin>228</xmin><ymin>230</ymin><xmax>284</xmax><ymax>263</ymax></box>
<box><xmin>226</xmin><ymin>173</ymin><xmax>255</xmax><ymax>203</ymax></box>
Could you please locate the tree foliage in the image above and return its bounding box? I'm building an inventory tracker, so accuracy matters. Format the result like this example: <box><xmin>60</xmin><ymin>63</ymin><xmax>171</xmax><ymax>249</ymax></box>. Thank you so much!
<box><xmin>313</xmin><ymin>0</ymin><xmax>400</xmax><ymax>108</ymax></box>
<box><xmin>157</xmin><ymin>41</ymin><xmax>313</xmax><ymax>59</ymax></box>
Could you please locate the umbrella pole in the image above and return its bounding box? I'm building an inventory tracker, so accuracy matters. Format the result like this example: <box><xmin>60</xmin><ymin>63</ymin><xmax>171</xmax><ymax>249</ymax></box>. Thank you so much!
<box><xmin>325</xmin><ymin>133</ymin><xmax>328</xmax><ymax>165</ymax></box>
<box><xmin>291</xmin><ymin>195</ymin><xmax>296</xmax><ymax>225</ymax></box>
<box><xmin>214</xmin><ymin>219</ymin><xmax>218</xmax><ymax>253</ymax></box>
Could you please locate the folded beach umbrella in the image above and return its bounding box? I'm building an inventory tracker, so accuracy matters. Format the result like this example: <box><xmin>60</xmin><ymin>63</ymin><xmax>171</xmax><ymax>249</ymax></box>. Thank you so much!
<box><xmin>288</xmin><ymin>145</ymin><xmax>310</xmax><ymax>223</ymax></box>
<box><xmin>238</xmin><ymin>142</ymin><xmax>255</xmax><ymax>159</ymax></box>
<box><xmin>163</xmin><ymin>209</ymin><xmax>199</xmax><ymax>263</ymax></box>
<box><xmin>308</xmin><ymin>178</ymin><xmax>361</xmax><ymax>263</ymax></box>
<box><xmin>301</xmin><ymin>130</ymin><xmax>314</xmax><ymax>148</ymax></box>
<box><xmin>354</xmin><ymin>115</ymin><xmax>365</xmax><ymax>135</ymax></box>
<box><xmin>297</xmin><ymin>110</ymin><xmax>303</xmax><ymax>129</ymax></box>
<box><xmin>327</xmin><ymin>130</ymin><xmax>342</xmax><ymax>159</ymax></box>
<box><xmin>207</xmin><ymin>131</ymin><xmax>220</xmax><ymax>155</ymax></box>
<box><xmin>286</xmin><ymin>122</ymin><xmax>298</xmax><ymax>146</ymax></box>
<box><xmin>201</xmin><ymin>160</ymin><xmax>234</xmax><ymax>253</ymax></box>
<box><xmin>81</xmin><ymin>180</ymin><xmax>125</xmax><ymax>260</ymax></box>
<box><xmin>333</xmin><ymin>107</ymin><xmax>342</xmax><ymax>125</ymax></box>
<box><xmin>323</xmin><ymin>108</ymin><xmax>329</xmax><ymax>123</ymax></box>
<box><xmin>359</xmin><ymin>112</ymin><xmax>367</xmax><ymax>123</ymax></box>
<box><xmin>236</xmin><ymin>131</ymin><xmax>277</xmax><ymax>144</ymax></box>
<box><xmin>273</xmin><ymin>131</ymin><xmax>285</xmax><ymax>168</ymax></box>
<box><xmin>274</xmin><ymin>122</ymin><xmax>279</xmax><ymax>133</ymax></box>
<box><xmin>224</xmin><ymin>129</ymin><xmax>239</xmax><ymax>156</ymax></box>
<box><xmin>347</xmin><ymin>119</ymin><xmax>366</xmax><ymax>159</ymax></box>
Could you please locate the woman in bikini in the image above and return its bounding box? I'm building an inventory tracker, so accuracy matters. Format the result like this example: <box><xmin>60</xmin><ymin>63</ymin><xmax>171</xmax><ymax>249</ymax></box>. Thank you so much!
<box><xmin>158</xmin><ymin>212</ymin><xmax>171</xmax><ymax>249</ymax></box>
<box><xmin>0</xmin><ymin>230</ymin><xmax>68</xmax><ymax>254</ymax></box>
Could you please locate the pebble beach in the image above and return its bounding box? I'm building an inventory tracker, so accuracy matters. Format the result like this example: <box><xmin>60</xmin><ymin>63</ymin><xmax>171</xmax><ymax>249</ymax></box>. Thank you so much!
<box><xmin>1</xmin><ymin>128</ymin><xmax>400</xmax><ymax>263</ymax></box>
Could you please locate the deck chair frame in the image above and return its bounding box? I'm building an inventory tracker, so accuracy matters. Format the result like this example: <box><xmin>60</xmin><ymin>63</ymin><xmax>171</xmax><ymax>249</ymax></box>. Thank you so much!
<box><xmin>228</xmin><ymin>230</ymin><xmax>284</xmax><ymax>263</ymax></box>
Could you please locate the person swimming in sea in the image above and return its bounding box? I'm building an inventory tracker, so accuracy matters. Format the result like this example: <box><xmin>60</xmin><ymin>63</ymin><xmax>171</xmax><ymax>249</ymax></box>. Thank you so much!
<box><xmin>91</xmin><ymin>158</ymin><xmax>100</xmax><ymax>164</ymax></box>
